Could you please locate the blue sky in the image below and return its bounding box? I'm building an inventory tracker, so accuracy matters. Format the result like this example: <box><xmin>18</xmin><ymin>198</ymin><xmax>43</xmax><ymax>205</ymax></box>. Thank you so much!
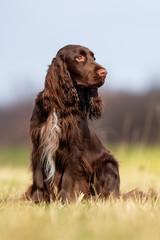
<box><xmin>0</xmin><ymin>0</ymin><xmax>160</xmax><ymax>105</ymax></box>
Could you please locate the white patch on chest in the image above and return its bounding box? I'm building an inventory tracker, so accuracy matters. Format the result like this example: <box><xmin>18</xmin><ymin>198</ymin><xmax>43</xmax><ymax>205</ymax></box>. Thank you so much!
<box><xmin>40</xmin><ymin>109</ymin><xmax>61</xmax><ymax>183</ymax></box>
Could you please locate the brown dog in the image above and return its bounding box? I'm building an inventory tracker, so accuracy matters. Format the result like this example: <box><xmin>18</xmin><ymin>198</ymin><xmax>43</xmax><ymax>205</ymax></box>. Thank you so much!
<box><xmin>25</xmin><ymin>45</ymin><xmax>120</xmax><ymax>203</ymax></box>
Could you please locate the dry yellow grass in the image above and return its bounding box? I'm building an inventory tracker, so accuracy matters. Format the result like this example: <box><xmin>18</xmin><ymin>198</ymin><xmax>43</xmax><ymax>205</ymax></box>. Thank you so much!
<box><xmin>0</xmin><ymin>145</ymin><xmax>160</xmax><ymax>240</ymax></box>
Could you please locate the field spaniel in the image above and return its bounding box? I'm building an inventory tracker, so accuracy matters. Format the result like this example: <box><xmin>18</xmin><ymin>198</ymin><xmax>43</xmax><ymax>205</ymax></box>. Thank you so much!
<box><xmin>25</xmin><ymin>45</ymin><xmax>120</xmax><ymax>203</ymax></box>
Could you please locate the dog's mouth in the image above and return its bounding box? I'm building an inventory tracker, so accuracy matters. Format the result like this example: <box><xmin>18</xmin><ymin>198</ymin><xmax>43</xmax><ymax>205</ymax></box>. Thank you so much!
<box><xmin>76</xmin><ymin>81</ymin><xmax>104</xmax><ymax>88</ymax></box>
<box><xmin>74</xmin><ymin>75</ymin><xmax>105</xmax><ymax>89</ymax></box>
<box><xmin>92</xmin><ymin>80</ymin><xmax>104</xmax><ymax>88</ymax></box>
<box><xmin>91</xmin><ymin>73</ymin><xmax>106</xmax><ymax>88</ymax></box>
<box><xmin>90</xmin><ymin>76</ymin><xmax>105</xmax><ymax>88</ymax></box>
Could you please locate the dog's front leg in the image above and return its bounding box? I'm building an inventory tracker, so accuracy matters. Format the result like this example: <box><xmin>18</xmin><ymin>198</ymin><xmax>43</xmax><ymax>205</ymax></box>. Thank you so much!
<box><xmin>24</xmin><ymin>151</ymin><xmax>51</xmax><ymax>203</ymax></box>
<box><xmin>93</xmin><ymin>155</ymin><xmax>120</xmax><ymax>198</ymax></box>
<box><xmin>58</xmin><ymin>167</ymin><xmax>90</xmax><ymax>202</ymax></box>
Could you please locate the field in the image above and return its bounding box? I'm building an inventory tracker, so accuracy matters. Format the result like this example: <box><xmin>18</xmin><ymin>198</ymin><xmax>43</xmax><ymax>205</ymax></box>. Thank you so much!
<box><xmin>0</xmin><ymin>144</ymin><xmax>160</xmax><ymax>240</ymax></box>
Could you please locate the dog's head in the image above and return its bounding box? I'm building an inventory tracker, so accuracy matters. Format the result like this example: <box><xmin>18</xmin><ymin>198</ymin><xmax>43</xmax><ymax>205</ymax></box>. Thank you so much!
<box><xmin>45</xmin><ymin>45</ymin><xmax>107</xmax><ymax>118</ymax></box>
<box><xmin>57</xmin><ymin>45</ymin><xmax>107</xmax><ymax>88</ymax></box>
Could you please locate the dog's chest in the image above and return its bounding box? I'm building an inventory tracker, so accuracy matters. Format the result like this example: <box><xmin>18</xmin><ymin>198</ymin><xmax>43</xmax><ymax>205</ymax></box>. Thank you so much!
<box><xmin>81</xmin><ymin>120</ymin><xmax>90</xmax><ymax>140</ymax></box>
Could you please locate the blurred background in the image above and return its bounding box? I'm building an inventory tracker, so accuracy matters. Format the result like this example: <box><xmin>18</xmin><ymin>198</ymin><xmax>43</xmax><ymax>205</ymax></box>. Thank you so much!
<box><xmin>0</xmin><ymin>0</ymin><xmax>160</xmax><ymax>148</ymax></box>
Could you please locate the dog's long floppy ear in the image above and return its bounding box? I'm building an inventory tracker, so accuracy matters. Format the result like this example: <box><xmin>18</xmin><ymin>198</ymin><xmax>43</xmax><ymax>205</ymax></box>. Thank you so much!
<box><xmin>45</xmin><ymin>55</ymin><xmax>79</xmax><ymax>112</ymax></box>
<box><xmin>88</xmin><ymin>88</ymin><xmax>103</xmax><ymax>119</ymax></box>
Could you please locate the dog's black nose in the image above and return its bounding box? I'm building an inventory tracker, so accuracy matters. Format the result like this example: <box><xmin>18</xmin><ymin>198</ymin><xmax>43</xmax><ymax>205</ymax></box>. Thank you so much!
<box><xmin>97</xmin><ymin>69</ymin><xmax>107</xmax><ymax>77</ymax></box>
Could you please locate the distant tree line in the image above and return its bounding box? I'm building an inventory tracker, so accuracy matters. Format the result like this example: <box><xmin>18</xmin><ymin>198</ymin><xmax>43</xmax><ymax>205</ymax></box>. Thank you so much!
<box><xmin>0</xmin><ymin>89</ymin><xmax>160</xmax><ymax>146</ymax></box>
<box><xmin>94</xmin><ymin>89</ymin><xmax>160</xmax><ymax>144</ymax></box>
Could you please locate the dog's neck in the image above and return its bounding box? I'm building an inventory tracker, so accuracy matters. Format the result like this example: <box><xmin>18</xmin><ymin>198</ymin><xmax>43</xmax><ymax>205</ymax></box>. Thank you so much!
<box><xmin>75</xmin><ymin>85</ymin><xmax>98</xmax><ymax>114</ymax></box>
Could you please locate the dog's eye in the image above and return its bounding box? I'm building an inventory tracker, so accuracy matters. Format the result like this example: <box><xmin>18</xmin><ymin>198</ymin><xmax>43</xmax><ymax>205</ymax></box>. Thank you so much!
<box><xmin>75</xmin><ymin>55</ymin><xmax>86</xmax><ymax>62</ymax></box>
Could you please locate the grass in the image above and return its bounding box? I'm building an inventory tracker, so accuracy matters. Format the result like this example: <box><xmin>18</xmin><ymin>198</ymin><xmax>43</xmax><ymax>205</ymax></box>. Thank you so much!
<box><xmin>0</xmin><ymin>144</ymin><xmax>160</xmax><ymax>240</ymax></box>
